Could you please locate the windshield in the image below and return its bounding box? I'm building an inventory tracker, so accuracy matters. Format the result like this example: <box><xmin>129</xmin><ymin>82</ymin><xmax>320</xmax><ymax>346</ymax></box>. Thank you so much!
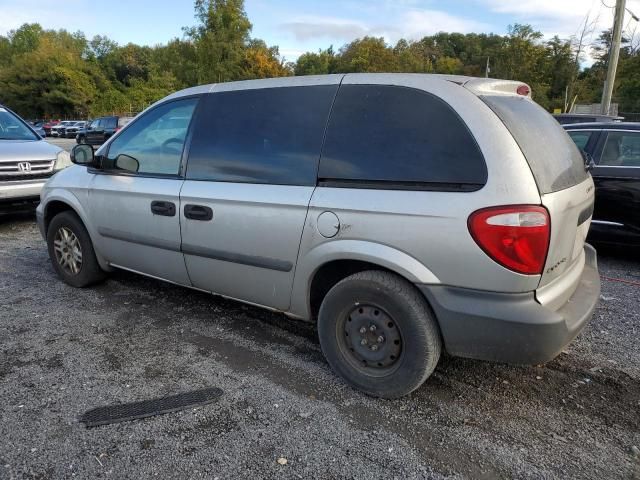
<box><xmin>0</xmin><ymin>107</ymin><xmax>39</xmax><ymax>140</ymax></box>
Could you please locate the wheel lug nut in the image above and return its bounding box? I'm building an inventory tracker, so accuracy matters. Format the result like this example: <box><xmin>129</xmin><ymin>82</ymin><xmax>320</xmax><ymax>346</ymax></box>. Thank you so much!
<box><xmin>369</xmin><ymin>325</ymin><xmax>376</xmax><ymax>332</ymax></box>
<box><xmin>377</xmin><ymin>336</ymin><xmax>385</xmax><ymax>343</ymax></box>
<box><xmin>360</xmin><ymin>339</ymin><xmax>368</xmax><ymax>346</ymax></box>
<box><xmin>371</xmin><ymin>345</ymin><xmax>378</xmax><ymax>351</ymax></box>
<box><xmin>359</xmin><ymin>327</ymin><xmax>367</xmax><ymax>334</ymax></box>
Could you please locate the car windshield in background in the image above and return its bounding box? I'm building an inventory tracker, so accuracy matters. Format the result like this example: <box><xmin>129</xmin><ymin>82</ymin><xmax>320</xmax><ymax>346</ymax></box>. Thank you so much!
<box><xmin>0</xmin><ymin>107</ymin><xmax>38</xmax><ymax>141</ymax></box>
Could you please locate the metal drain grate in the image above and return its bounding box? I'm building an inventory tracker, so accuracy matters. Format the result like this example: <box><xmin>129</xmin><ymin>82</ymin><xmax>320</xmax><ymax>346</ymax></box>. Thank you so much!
<box><xmin>79</xmin><ymin>387</ymin><xmax>223</xmax><ymax>427</ymax></box>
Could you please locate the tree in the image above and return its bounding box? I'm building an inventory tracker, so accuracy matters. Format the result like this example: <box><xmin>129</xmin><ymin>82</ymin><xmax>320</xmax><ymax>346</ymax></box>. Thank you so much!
<box><xmin>184</xmin><ymin>0</ymin><xmax>252</xmax><ymax>83</ymax></box>
<box><xmin>335</xmin><ymin>37</ymin><xmax>398</xmax><ymax>72</ymax></box>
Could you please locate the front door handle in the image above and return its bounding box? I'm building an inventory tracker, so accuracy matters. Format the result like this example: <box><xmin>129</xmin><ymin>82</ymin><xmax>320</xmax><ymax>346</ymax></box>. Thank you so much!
<box><xmin>184</xmin><ymin>204</ymin><xmax>213</xmax><ymax>221</ymax></box>
<box><xmin>151</xmin><ymin>200</ymin><xmax>176</xmax><ymax>217</ymax></box>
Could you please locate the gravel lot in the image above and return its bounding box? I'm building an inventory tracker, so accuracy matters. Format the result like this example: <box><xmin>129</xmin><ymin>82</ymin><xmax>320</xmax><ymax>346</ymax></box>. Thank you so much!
<box><xmin>45</xmin><ymin>137</ymin><xmax>78</xmax><ymax>152</ymax></box>
<box><xmin>1</xmin><ymin>212</ymin><xmax>639</xmax><ymax>479</ymax></box>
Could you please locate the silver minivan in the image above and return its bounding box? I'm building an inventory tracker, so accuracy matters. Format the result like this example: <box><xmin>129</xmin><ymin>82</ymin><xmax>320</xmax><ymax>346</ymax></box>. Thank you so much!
<box><xmin>36</xmin><ymin>74</ymin><xmax>600</xmax><ymax>398</ymax></box>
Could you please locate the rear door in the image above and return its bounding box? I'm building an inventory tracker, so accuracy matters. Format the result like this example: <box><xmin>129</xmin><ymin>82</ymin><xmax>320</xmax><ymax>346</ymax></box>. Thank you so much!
<box><xmin>180</xmin><ymin>81</ymin><xmax>339</xmax><ymax>310</ymax></box>
<box><xmin>590</xmin><ymin>129</ymin><xmax>640</xmax><ymax>236</ymax></box>
<box><xmin>87</xmin><ymin>97</ymin><xmax>200</xmax><ymax>284</ymax></box>
<box><xmin>481</xmin><ymin>95</ymin><xmax>594</xmax><ymax>288</ymax></box>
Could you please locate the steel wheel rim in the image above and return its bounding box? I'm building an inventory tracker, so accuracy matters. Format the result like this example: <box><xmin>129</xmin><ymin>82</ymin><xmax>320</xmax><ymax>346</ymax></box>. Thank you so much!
<box><xmin>338</xmin><ymin>304</ymin><xmax>403</xmax><ymax>376</ymax></box>
<box><xmin>53</xmin><ymin>226</ymin><xmax>83</xmax><ymax>275</ymax></box>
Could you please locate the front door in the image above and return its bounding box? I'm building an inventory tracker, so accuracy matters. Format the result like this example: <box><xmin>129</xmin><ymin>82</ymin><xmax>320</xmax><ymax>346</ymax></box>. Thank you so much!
<box><xmin>87</xmin><ymin>97</ymin><xmax>200</xmax><ymax>285</ymax></box>
<box><xmin>86</xmin><ymin>119</ymin><xmax>103</xmax><ymax>144</ymax></box>
<box><xmin>180</xmin><ymin>81</ymin><xmax>339</xmax><ymax>310</ymax></box>
<box><xmin>591</xmin><ymin>129</ymin><xmax>640</xmax><ymax>238</ymax></box>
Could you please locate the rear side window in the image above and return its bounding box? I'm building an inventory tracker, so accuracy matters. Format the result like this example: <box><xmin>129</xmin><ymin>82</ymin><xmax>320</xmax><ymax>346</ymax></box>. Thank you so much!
<box><xmin>318</xmin><ymin>84</ymin><xmax>487</xmax><ymax>189</ymax></box>
<box><xmin>104</xmin><ymin>117</ymin><xmax>117</xmax><ymax>129</ymax></box>
<box><xmin>186</xmin><ymin>85</ymin><xmax>338</xmax><ymax>186</ymax></box>
<box><xmin>482</xmin><ymin>96</ymin><xmax>588</xmax><ymax>193</ymax></box>
<box><xmin>600</xmin><ymin>131</ymin><xmax>640</xmax><ymax>167</ymax></box>
<box><xmin>567</xmin><ymin>130</ymin><xmax>594</xmax><ymax>151</ymax></box>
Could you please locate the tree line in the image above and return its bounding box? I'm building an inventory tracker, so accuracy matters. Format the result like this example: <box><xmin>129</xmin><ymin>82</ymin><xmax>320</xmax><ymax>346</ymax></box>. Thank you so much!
<box><xmin>1</xmin><ymin>0</ymin><xmax>638</xmax><ymax>119</ymax></box>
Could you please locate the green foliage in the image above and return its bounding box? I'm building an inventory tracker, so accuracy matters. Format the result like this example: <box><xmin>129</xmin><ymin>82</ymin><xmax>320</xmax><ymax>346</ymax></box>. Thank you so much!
<box><xmin>0</xmin><ymin>2</ymin><xmax>639</xmax><ymax>119</ymax></box>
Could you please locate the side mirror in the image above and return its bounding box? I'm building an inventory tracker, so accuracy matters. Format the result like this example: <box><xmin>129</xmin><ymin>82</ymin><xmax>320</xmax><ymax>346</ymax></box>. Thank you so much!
<box><xmin>115</xmin><ymin>154</ymin><xmax>139</xmax><ymax>173</ymax></box>
<box><xmin>71</xmin><ymin>144</ymin><xmax>96</xmax><ymax>166</ymax></box>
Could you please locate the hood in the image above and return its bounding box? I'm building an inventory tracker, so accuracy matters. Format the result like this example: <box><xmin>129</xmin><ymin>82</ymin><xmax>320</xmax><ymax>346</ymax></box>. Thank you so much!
<box><xmin>0</xmin><ymin>139</ymin><xmax>62</xmax><ymax>162</ymax></box>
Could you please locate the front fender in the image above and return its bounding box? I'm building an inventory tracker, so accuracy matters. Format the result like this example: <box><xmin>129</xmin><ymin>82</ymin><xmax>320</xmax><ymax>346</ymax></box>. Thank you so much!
<box><xmin>40</xmin><ymin>187</ymin><xmax>112</xmax><ymax>271</ymax></box>
<box><xmin>288</xmin><ymin>239</ymin><xmax>440</xmax><ymax>320</ymax></box>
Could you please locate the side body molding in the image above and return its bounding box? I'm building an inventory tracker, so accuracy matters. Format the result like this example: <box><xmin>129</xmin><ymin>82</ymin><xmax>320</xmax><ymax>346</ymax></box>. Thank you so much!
<box><xmin>288</xmin><ymin>239</ymin><xmax>440</xmax><ymax>320</ymax></box>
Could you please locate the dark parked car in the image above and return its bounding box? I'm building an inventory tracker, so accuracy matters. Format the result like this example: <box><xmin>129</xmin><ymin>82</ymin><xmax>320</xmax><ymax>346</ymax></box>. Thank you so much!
<box><xmin>565</xmin><ymin>122</ymin><xmax>640</xmax><ymax>246</ymax></box>
<box><xmin>555</xmin><ymin>113</ymin><xmax>624</xmax><ymax>125</ymax></box>
<box><xmin>76</xmin><ymin>116</ymin><xmax>133</xmax><ymax>145</ymax></box>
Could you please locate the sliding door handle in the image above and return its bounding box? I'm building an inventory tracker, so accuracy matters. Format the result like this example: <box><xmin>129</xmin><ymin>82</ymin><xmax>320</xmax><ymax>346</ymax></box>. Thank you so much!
<box><xmin>150</xmin><ymin>200</ymin><xmax>176</xmax><ymax>217</ymax></box>
<box><xmin>184</xmin><ymin>204</ymin><xmax>213</xmax><ymax>221</ymax></box>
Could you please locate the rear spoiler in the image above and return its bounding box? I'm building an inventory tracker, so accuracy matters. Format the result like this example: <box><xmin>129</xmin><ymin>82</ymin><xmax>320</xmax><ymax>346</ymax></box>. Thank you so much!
<box><xmin>459</xmin><ymin>78</ymin><xmax>532</xmax><ymax>98</ymax></box>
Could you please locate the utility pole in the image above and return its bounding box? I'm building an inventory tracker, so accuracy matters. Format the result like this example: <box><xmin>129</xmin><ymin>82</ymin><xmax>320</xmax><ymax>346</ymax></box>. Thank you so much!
<box><xmin>601</xmin><ymin>0</ymin><xmax>626</xmax><ymax>115</ymax></box>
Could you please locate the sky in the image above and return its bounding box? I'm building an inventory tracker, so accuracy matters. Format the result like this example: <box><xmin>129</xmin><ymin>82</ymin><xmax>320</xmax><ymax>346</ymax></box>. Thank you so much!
<box><xmin>1</xmin><ymin>0</ymin><xmax>639</xmax><ymax>61</ymax></box>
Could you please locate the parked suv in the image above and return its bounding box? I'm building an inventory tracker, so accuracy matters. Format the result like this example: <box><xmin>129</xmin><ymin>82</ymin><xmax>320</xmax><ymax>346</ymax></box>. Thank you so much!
<box><xmin>0</xmin><ymin>105</ymin><xmax>71</xmax><ymax>213</ymax></box>
<box><xmin>565</xmin><ymin>122</ymin><xmax>640</xmax><ymax>246</ymax></box>
<box><xmin>37</xmin><ymin>74</ymin><xmax>600</xmax><ymax>398</ymax></box>
<box><xmin>76</xmin><ymin>116</ymin><xmax>133</xmax><ymax>145</ymax></box>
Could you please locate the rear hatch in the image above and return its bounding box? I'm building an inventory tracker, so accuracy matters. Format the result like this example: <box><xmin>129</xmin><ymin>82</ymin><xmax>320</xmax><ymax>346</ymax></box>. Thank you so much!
<box><xmin>477</xmin><ymin>91</ymin><xmax>594</xmax><ymax>294</ymax></box>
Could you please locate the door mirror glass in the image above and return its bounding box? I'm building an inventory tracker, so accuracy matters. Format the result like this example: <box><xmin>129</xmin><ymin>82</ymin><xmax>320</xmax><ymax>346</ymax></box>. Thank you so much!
<box><xmin>115</xmin><ymin>154</ymin><xmax>139</xmax><ymax>173</ymax></box>
<box><xmin>71</xmin><ymin>144</ymin><xmax>95</xmax><ymax>165</ymax></box>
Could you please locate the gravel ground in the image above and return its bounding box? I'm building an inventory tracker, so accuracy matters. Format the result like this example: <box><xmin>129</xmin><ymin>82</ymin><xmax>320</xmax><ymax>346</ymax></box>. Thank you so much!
<box><xmin>45</xmin><ymin>138</ymin><xmax>79</xmax><ymax>152</ymax></box>
<box><xmin>1</xmin><ymin>214</ymin><xmax>639</xmax><ymax>479</ymax></box>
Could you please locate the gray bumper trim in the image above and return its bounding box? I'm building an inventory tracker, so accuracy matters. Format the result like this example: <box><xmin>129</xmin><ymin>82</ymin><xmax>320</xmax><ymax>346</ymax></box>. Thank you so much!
<box><xmin>418</xmin><ymin>244</ymin><xmax>600</xmax><ymax>364</ymax></box>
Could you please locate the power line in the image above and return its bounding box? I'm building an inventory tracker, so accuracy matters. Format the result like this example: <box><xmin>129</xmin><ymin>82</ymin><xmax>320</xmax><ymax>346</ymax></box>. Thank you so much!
<box><xmin>601</xmin><ymin>0</ymin><xmax>615</xmax><ymax>8</ymax></box>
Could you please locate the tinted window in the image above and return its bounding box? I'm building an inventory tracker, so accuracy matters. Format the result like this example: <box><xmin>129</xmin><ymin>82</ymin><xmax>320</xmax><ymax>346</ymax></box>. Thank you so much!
<box><xmin>318</xmin><ymin>85</ymin><xmax>486</xmax><ymax>188</ymax></box>
<box><xmin>568</xmin><ymin>131</ymin><xmax>594</xmax><ymax>151</ymax></box>
<box><xmin>187</xmin><ymin>85</ymin><xmax>338</xmax><ymax>185</ymax></box>
<box><xmin>600</xmin><ymin>131</ymin><xmax>640</xmax><ymax>167</ymax></box>
<box><xmin>105</xmin><ymin>98</ymin><xmax>198</xmax><ymax>175</ymax></box>
<box><xmin>103</xmin><ymin>117</ymin><xmax>117</xmax><ymax>129</ymax></box>
<box><xmin>482</xmin><ymin>95</ymin><xmax>588</xmax><ymax>193</ymax></box>
<box><xmin>0</xmin><ymin>106</ymin><xmax>38</xmax><ymax>141</ymax></box>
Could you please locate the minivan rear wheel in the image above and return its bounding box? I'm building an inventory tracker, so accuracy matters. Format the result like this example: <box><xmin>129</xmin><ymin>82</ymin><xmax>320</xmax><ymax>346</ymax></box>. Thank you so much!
<box><xmin>47</xmin><ymin>211</ymin><xmax>105</xmax><ymax>287</ymax></box>
<box><xmin>318</xmin><ymin>270</ymin><xmax>441</xmax><ymax>398</ymax></box>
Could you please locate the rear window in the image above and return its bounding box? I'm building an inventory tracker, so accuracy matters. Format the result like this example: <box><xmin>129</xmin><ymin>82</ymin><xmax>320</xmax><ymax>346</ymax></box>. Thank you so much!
<box><xmin>482</xmin><ymin>95</ymin><xmax>588</xmax><ymax>193</ymax></box>
<box><xmin>319</xmin><ymin>85</ymin><xmax>487</xmax><ymax>190</ymax></box>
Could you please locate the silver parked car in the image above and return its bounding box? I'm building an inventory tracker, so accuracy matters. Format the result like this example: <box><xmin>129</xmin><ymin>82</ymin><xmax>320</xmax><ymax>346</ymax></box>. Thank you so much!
<box><xmin>36</xmin><ymin>74</ymin><xmax>600</xmax><ymax>398</ymax></box>
<box><xmin>0</xmin><ymin>105</ymin><xmax>71</xmax><ymax>213</ymax></box>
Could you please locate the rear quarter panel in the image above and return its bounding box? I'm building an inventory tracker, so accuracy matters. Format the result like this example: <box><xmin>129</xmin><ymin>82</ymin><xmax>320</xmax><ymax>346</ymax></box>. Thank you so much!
<box><xmin>289</xmin><ymin>75</ymin><xmax>543</xmax><ymax>320</ymax></box>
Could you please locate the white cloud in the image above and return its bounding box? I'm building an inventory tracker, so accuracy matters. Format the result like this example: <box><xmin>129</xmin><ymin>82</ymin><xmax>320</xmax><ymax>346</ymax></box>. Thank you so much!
<box><xmin>281</xmin><ymin>9</ymin><xmax>491</xmax><ymax>46</ymax></box>
<box><xmin>399</xmin><ymin>10</ymin><xmax>493</xmax><ymax>39</ymax></box>
<box><xmin>281</xmin><ymin>15</ymin><xmax>370</xmax><ymax>42</ymax></box>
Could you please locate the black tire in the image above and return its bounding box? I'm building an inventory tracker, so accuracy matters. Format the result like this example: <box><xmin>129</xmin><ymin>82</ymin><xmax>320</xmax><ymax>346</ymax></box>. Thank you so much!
<box><xmin>46</xmin><ymin>211</ymin><xmax>106</xmax><ymax>287</ymax></box>
<box><xmin>318</xmin><ymin>270</ymin><xmax>442</xmax><ymax>398</ymax></box>
<box><xmin>77</xmin><ymin>135</ymin><xmax>86</xmax><ymax>144</ymax></box>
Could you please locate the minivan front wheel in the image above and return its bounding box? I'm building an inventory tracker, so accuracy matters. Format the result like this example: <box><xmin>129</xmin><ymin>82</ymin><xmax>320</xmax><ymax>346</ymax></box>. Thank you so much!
<box><xmin>47</xmin><ymin>211</ymin><xmax>105</xmax><ymax>287</ymax></box>
<box><xmin>318</xmin><ymin>270</ymin><xmax>442</xmax><ymax>398</ymax></box>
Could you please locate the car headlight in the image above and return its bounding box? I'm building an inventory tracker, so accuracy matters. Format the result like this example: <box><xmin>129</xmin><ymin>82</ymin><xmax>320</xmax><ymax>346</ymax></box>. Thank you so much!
<box><xmin>54</xmin><ymin>150</ymin><xmax>72</xmax><ymax>171</ymax></box>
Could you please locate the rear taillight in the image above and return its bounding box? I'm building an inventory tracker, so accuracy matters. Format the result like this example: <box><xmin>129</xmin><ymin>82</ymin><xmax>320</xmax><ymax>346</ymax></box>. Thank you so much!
<box><xmin>516</xmin><ymin>84</ymin><xmax>530</xmax><ymax>96</ymax></box>
<box><xmin>115</xmin><ymin>127</ymin><xmax>121</xmax><ymax>132</ymax></box>
<box><xmin>468</xmin><ymin>205</ymin><xmax>550</xmax><ymax>275</ymax></box>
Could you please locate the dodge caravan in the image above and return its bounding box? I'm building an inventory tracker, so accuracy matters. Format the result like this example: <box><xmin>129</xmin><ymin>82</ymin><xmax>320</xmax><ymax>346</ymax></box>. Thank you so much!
<box><xmin>36</xmin><ymin>74</ymin><xmax>600</xmax><ymax>398</ymax></box>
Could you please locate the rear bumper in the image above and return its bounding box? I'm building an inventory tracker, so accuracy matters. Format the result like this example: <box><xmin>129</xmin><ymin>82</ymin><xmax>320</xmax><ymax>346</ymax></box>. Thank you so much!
<box><xmin>418</xmin><ymin>244</ymin><xmax>600</xmax><ymax>364</ymax></box>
